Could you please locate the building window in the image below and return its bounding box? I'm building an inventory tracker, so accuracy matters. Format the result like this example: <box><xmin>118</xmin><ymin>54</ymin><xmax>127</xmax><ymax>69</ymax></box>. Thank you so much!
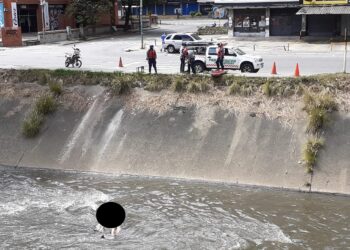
<box><xmin>234</xmin><ymin>9</ymin><xmax>265</xmax><ymax>33</ymax></box>
<box><xmin>49</xmin><ymin>5</ymin><xmax>65</xmax><ymax>30</ymax></box>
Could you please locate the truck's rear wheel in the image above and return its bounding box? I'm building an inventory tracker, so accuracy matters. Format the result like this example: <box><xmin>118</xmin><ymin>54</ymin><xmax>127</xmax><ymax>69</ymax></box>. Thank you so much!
<box><xmin>240</xmin><ymin>62</ymin><xmax>254</xmax><ymax>73</ymax></box>
<box><xmin>167</xmin><ymin>45</ymin><xmax>175</xmax><ymax>53</ymax></box>
<box><xmin>193</xmin><ymin>61</ymin><xmax>206</xmax><ymax>73</ymax></box>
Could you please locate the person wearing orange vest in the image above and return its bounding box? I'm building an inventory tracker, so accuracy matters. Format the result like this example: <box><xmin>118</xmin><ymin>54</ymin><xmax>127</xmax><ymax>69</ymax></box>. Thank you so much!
<box><xmin>216</xmin><ymin>43</ymin><xmax>225</xmax><ymax>71</ymax></box>
<box><xmin>180</xmin><ymin>44</ymin><xmax>189</xmax><ymax>73</ymax></box>
<box><xmin>146</xmin><ymin>45</ymin><xmax>157</xmax><ymax>74</ymax></box>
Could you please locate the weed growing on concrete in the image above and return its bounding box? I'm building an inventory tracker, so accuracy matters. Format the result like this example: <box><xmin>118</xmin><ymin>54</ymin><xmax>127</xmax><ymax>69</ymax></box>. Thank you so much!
<box><xmin>262</xmin><ymin>80</ymin><xmax>272</xmax><ymax>97</ymax></box>
<box><xmin>21</xmin><ymin>94</ymin><xmax>58</xmax><ymax>138</ymax></box>
<box><xmin>35</xmin><ymin>95</ymin><xmax>57</xmax><ymax>115</ymax></box>
<box><xmin>229</xmin><ymin>82</ymin><xmax>240</xmax><ymax>95</ymax></box>
<box><xmin>240</xmin><ymin>85</ymin><xmax>253</xmax><ymax>96</ymax></box>
<box><xmin>172</xmin><ymin>78</ymin><xmax>187</xmax><ymax>92</ymax></box>
<box><xmin>38</xmin><ymin>73</ymin><xmax>51</xmax><ymax>85</ymax></box>
<box><xmin>198</xmin><ymin>82</ymin><xmax>210</xmax><ymax>92</ymax></box>
<box><xmin>49</xmin><ymin>82</ymin><xmax>63</xmax><ymax>96</ymax></box>
<box><xmin>306</xmin><ymin>107</ymin><xmax>329</xmax><ymax>134</ymax></box>
<box><xmin>110</xmin><ymin>78</ymin><xmax>131</xmax><ymax>95</ymax></box>
<box><xmin>187</xmin><ymin>82</ymin><xmax>200</xmax><ymax>93</ymax></box>
<box><xmin>22</xmin><ymin>110</ymin><xmax>44</xmax><ymax>138</ymax></box>
<box><xmin>303</xmin><ymin>91</ymin><xmax>337</xmax><ymax>134</ymax></box>
<box><xmin>302</xmin><ymin>137</ymin><xmax>324</xmax><ymax>173</ymax></box>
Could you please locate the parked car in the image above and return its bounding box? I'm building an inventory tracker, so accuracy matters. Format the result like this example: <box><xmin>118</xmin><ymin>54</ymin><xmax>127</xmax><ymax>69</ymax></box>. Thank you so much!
<box><xmin>164</xmin><ymin>33</ymin><xmax>211</xmax><ymax>53</ymax></box>
<box><xmin>193</xmin><ymin>46</ymin><xmax>264</xmax><ymax>73</ymax></box>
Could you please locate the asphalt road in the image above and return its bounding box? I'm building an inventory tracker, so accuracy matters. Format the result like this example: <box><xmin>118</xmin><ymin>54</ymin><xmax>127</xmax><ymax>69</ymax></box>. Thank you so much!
<box><xmin>1</xmin><ymin>18</ymin><xmax>349</xmax><ymax>77</ymax></box>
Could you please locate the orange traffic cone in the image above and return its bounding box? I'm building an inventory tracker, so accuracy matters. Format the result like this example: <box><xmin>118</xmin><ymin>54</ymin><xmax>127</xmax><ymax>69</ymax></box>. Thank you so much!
<box><xmin>294</xmin><ymin>63</ymin><xmax>300</xmax><ymax>77</ymax></box>
<box><xmin>119</xmin><ymin>57</ymin><xmax>124</xmax><ymax>67</ymax></box>
<box><xmin>271</xmin><ymin>62</ymin><xmax>277</xmax><ymax>75</ymax></box>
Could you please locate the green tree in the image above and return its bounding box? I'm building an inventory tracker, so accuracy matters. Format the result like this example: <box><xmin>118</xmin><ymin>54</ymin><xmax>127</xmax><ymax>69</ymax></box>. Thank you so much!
<box><xmin>66</xmin><ymin>0</ymin><xmax>112</xmax><ymax>35</ymax></box>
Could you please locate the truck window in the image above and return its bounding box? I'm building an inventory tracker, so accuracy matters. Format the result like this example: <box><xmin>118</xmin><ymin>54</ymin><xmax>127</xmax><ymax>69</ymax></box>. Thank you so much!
<box><xmin>173</xmin><ymin>35</ymin><xmax>182</xmax><ymax>40</ymax></box>
<box><xmin>226</xmin><ymin>49</ymin><xmax>237</xmax><ymax>56</ymax></box>
<box><xmin>165</xmin><ymin>35</ymin><xmax>171</xmax><ymax>40</ymax></box>
<box><xmin>191</xmin><ymin>34</ymin><xmax>202</xmax><ymax>40</ymax></box>
<box><xmin>208</xmin><ymin>48</ymin><xmax>216</xmax><ymax>55</ymax></box>
<box><xmin>235</xmin><ymin>48</ymin><xmax>246</xmax><ymax>55</ymax></box>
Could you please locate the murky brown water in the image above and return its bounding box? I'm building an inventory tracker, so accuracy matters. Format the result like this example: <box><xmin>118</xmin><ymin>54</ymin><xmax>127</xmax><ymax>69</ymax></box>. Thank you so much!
<box><xmin>0</xmin><ymin>166</ymin><xmax>349</xmax><ymax>249</ymax></box>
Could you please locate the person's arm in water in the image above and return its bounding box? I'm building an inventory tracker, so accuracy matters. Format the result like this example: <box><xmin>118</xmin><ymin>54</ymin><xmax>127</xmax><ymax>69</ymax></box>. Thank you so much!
<box><xmin>111</xmin><ymin>226</ymin><xmax>121</xmax><ymax>236</ymax></box>
<box><xmin>95</xmin><ymin>224</ymin><xmax>104</xmax><ymax>232</ymax></box>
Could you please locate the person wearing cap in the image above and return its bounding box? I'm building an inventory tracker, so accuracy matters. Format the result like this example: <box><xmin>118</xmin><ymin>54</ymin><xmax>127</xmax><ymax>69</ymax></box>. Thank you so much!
<box><xmin>216</xmin><ymin>43</ymin><xmax>225</xmax><ymax>71</ymax></box>
<box><xmin>180</xmin><ymin>43</ymin><xmax>189</xmax><ymax>73</ymax></box>
<box><xmin>146</xmin><ymin>45</ymin><xmax>157</xmax><ymax>74</ymax></box>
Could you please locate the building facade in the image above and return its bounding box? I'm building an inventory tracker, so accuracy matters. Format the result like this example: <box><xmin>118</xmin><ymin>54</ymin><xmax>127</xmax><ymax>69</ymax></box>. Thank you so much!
<box><xmin>15</xmin><ymin>0</ymin><xmax>74</xmax><ymax>33</ymax></box>
<box><xmin>297</xmin><ymin>0</ymin><xmax>350</xmax><ymax>36</ymax></box>
<box><xmin>0</xmin><ymin>0</ymin><xmax>119</xmax><ymax>34</ymax></box>
<box><xmin>216</xmin><ymin>0</ymin><xmax>301</xmax><ymax>37</ymax></box>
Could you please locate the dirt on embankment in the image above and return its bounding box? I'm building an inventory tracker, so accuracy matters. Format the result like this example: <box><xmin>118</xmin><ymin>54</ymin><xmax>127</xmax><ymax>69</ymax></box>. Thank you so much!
<box><xmin>0</xmin><ymin>69</ymin><xmax>349</xmax><ymax>195</ymax></box>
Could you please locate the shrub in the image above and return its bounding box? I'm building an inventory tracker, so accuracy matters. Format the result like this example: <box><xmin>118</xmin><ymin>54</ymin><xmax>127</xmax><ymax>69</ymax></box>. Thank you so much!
<box><xmin>172</xmin><ymin>79</ymin><xmax>187</xmax><ymax>92</ymax></box>
<box><xmin>195</xmin><ymin>12</ymin><xmax>202</xmax><ymax>16</ymax></box>
<box><xmin>306</xmin><ymin>107</ymin><xmax>329</xmax><ymax>134</ymax></box>
<box><xmin>187</xmin><ymin>82</ymin><xmax>200</xmax><ymax>93</ymax></box>
<box><xmin>198</xmin><ymin>82</ymin><xmax>210</xmax><ymax>92</ymax></box>
<box><xmin>49</xmin><ymin>82</ymin><xmax>63</xmax><ymax>96</ymax></box>
<box><xmin>240</xmin><ymin>85</ymin><xmax>253</xmax><ymax>96</ymax></box>
<box><xmin>229</xmin><ymin>82</ymin><xmax>240</xmax><ymax>95</ymax></box>
<box><xmin>190</xmin><ymin>11</ymin><xmax>196</xmax><ymax>17</ymax></box>
<box><xmin>302</xmin><ymin>137</ymin><xmax>324</xmax><ymax>173</ymax></box>
<box><xmin>262</xmin><ymin>80</ymin><xmax>272</xmax><ymax>97</ymax></box>
<box><xmin>110</xmin><ymin>78</ymin><xmax>131</xmax><ymax>95</ymax></box>
<box><xmin>22</xmin><ymin>110</ymin><xmax>44</xmax><ymax>138</ymax></box>
<box><xmin>35</xmin><ymin>95</ymin><xmax>57</xmax><ymax>115</ymax></box>
<box><xmin>38</xmin><ymin>73</ymin><xmax>50</xmax><ymax>85</ymax></box>
<box><xmin>303</xmin><ymin>91</ymin><xmax>337</xmax><ymax>134</ymax></box>
<box><xmin>318</xmin><ymin>94</ymin><xmax>338</xmax><ymax>111</ymax></box>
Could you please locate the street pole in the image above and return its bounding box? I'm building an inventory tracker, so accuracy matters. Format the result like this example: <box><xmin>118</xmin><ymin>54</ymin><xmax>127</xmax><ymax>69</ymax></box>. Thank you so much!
<box><xmin>41</xmin><ymin>0</ymin><xmax>45</xmax><ymax>40</ymax></box>
<box><xmin>343</xmin><ymin>28</ymin><xmax>347</xmax><ymax>73</ymax></box>
<box><xmin>140</xmin><ymin>0</ymin><xmax>144</xmax><ymax>49</ymax></box>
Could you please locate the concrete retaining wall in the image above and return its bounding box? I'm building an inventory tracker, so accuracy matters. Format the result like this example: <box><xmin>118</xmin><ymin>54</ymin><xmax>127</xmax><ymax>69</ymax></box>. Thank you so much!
<box><xmin>38</xmin><ymin>29</ymin><xmax>80</xmax><ymax>43</ymax></box>
<box><xmin>0</xmin><ymin>91</ymin><xmax>349</xmax><ymax>195</ymax></box>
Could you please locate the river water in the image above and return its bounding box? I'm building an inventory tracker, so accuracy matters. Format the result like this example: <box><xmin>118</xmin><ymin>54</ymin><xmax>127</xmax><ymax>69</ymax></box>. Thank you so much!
<box><xmin>0</xmin><ymin>166</ymin><xmax>349</xmax><ymax>249</ymax></box>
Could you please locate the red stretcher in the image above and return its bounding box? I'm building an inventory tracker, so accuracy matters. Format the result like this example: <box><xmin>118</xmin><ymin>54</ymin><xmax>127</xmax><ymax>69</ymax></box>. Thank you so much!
<box><xmin>211</xmin><ymin>69</ymin><xmax>227</xmax><ymax>77</ymax></box>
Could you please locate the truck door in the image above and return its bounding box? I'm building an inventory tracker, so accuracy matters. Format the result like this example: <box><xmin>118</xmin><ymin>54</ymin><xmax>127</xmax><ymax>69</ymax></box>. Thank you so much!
<box><xmin>206</xmin><ymin>47</ymin><xmax>218</xmax><ymax>69</ymax></box>
<box><xmin>223</xmin><ymin>48</ymin><xmax>240</xmax><ymax>69</ymax></box>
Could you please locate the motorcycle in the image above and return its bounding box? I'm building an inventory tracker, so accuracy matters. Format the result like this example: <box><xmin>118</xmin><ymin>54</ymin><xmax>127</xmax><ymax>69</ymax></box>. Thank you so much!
<box><xmin>65</xmin><ymin>46</ymin><xmax>82</xmax><ymax>68</ymax></box>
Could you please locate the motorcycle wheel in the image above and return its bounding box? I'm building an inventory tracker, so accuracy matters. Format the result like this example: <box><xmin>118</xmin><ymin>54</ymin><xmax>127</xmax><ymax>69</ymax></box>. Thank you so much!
<box><xmin>75</xmin><ymin>60</ymin><xmax>82</xmax><ymax>68</ymax></box>
<box><xmin>65</xmin><ymin>59</ymin><xmax>70</xmax><ymax>68</ymax></box>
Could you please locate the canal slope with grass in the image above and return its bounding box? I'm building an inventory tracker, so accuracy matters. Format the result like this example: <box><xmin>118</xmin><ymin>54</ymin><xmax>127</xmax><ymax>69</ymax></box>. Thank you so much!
<box><xmin>0</xmin><ymin>69</ymin><xmax>349</xmax><ymax>195</ymax></box>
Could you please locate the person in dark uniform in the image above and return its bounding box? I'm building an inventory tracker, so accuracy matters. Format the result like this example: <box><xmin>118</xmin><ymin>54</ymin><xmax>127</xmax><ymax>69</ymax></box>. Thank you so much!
<box><xmin>187</xmin><ymin>49</ymin><xmax>196</xmax><ymax>74</ymax></box>
<box><xmin>146</xmin><ymin>45</ymin><xmax>157</xmax><ymax>74</ymax></box>
<box><xmin>216</xmin><ymin>43</ymin><xmax>225</xmax><ymax>71</ymax></box>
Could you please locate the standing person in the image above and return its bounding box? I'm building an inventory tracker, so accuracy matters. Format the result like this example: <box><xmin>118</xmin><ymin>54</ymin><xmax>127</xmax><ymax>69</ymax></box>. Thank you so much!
<box><xmin>161</xmin><ymin>33</ymin><xmax>166</xmax><ymax>52</ymax></box>
<box><xmin>216</xmin><ymin>43</ymin><xmax>225</xmax><ymax>71</ymax></box>
<box><xmin>146</xmin><ymin>45</ymin><xmax>157</xmax><ymax>74</ymax></box>
<box><xmin>187</xmin><ymin>49</ymin><xmax>196</xmax><ymax>74</ymax></box>
<box><xmin>180</xmin><ymin>44</ymin><xmax>188</xmax><ymax>73</ymax></box>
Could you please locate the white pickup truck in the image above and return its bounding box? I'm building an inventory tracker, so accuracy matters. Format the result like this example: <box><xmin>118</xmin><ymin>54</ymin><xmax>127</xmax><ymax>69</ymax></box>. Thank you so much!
<box><xmin>192</xmin><ymin>46</ymin><xmax>264</xmax><ymax>73</ymax></box>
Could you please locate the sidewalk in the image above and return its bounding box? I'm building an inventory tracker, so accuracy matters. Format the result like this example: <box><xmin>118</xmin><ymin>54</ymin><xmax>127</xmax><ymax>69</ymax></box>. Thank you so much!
<box><xmin>0</xmin><ymin>26</ymin><xmax>159</xmax><ymax>47</ymax></box>
<box><xmin>200</xmin><ymin>34</ymin><xmax>349</xmax><ymax>53</ymax></box>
